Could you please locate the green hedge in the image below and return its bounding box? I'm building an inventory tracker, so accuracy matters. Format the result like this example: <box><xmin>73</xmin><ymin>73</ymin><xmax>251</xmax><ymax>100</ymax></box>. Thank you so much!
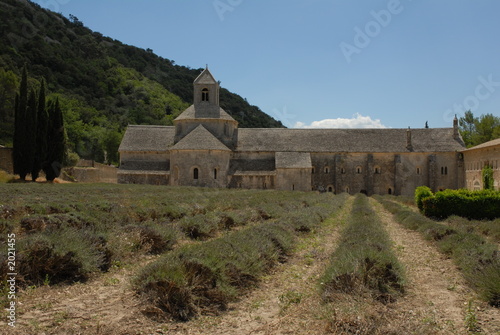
<box><xmin>414</xmin><ymin>186</ymin><xmax>433</xmax><ymax>211</ymax></box>
<box><xmin>422</xmin><ymin>189</ymin><xmax>500</xmax><ymax>220</ymax></box>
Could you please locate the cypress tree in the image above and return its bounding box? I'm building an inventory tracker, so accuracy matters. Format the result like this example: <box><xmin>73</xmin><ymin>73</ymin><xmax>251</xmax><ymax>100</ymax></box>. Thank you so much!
<box><xmin>24</xmin><ymin>88</ymin><xmax>38</xmax><ymax>179</ymax></box>
<box><xmin>44</xmin><ymin>97</ymin><xmax>65</xmax><ymax>181</ymax></box>
<box><xmin>13</xmin><ymin>67</ymin><xmax>29</xmax><ymax>180</ymax></box>
<box><xmin>32</xmin><ymin>79</ymin><xmax>48</xmax><ymax>180</ymax></box>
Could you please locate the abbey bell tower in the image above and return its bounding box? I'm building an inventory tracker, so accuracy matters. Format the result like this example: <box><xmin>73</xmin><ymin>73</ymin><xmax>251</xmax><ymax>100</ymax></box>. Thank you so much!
<box><xmin>173</xmin><ymin>67</ymin><xmax>238</xmax><ymax>148</ymax></box>
<box><xmin>193</xmin><ymin>66</ymin><xmax>220</xmax><ymax>105</ymax></box>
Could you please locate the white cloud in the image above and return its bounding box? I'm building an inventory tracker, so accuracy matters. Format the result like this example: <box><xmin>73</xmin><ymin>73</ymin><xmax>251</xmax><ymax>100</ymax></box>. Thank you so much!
<box><xmin>293</xmin><ymin>113</ymin><xmax>387</xmax><ymax>129</ymax></box>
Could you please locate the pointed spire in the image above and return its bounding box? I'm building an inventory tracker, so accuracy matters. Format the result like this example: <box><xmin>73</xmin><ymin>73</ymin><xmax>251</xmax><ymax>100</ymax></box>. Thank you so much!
<box><xmin>453</xmin><ymin>114</ymin><xmax>459</xmax><ymax>139</ymax></box>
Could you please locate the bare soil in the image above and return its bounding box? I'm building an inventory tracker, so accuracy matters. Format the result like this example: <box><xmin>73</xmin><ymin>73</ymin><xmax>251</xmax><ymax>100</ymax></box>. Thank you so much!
<box><xmin>370</xmin><ymin>198</ymin><xmax>500</xmax><ymax>335</ymax></box>
<box><xmin>5</xmin><ymin>197</ymin><xmax>500</xmax><ymax>335</ymax></box>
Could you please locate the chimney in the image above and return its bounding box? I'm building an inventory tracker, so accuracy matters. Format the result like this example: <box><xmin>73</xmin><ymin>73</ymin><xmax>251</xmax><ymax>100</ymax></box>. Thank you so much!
<box><xmin>406</xmin><ymin>127</ymin><xmax>413</xmax><ymax>151</ymax></box>
<box><xmin>453</xmin><ymin>115</ymin><xmax>459</xmax><ymax>140</ymax></box>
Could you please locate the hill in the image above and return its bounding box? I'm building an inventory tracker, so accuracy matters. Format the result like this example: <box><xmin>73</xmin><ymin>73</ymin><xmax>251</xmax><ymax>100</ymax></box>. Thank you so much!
<box><xmin>0</xmin><ymin>0</ymin><xmax>283</xmax><ymax>164</ymax></box>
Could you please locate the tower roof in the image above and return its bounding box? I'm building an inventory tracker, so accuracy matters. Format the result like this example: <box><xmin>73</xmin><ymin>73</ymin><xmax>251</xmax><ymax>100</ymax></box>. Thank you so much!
<box><xmin>171</xmin><ymin>125</ymin><xmax>231</xmax><ymax>151</ymax></box>
<box><xmin>194</xmin><ymin>67</ymin><xmax>217</xmax><ymax>85</ymax></box>
<box><xmin>174</xmin><ymin>104</ymin><xmax>236</xmax><ymax>122</ymax></box>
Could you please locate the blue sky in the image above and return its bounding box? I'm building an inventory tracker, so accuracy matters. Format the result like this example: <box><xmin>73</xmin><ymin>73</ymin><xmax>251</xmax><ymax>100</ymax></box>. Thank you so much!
<box><xmin>32</xmin><ymin>0</ymin><xmax>500</xmax><ymax>129</ymax></box>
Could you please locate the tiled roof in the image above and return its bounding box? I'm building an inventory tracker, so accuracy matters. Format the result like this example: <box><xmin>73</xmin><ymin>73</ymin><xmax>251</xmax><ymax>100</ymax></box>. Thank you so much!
<box><xmin>119</xmin><ymin>125</ymin><xmax>466</xmax><ymax>154</ymax></box>
<box><xmin>463</xmin><ymin>138</ymin><xmax>500</xmax><ymax>151</ymax></box>
<box><xmin>174</xmin><ymin>104</ymin><xmax>236</xmax><ymax>122</ymax></box>
<box><xmin>236</xmin><ymin>128</ymin><xmax>465</xmax><ymax>153</ymax></box>
<box><xmin>118</xmin><ymin>125</ymin><xmax>174</xmax><ymax>152</ymax></box>
<box><xmin>233</xmin><ymin>171</ymin><xmax>276</xmax><ymax>176</ymax></box>
<box><xmin>117</xmin><ymin>170</ymin><xmax>170</xmax><ymax>175</ymax></box>
<box><xmin>275</xmin><ymin>152</ymin><xmax>312</xmax><ymax>169</ymax></box>
<box><xmin>171</xmin><ymin>125</ymin><xmax>231</xmax><ymax>151</ymax></box>
<box><xmin>194</xmin><ymin>68</ymin><xmax>217</xmax><ymax>85</ymax></box>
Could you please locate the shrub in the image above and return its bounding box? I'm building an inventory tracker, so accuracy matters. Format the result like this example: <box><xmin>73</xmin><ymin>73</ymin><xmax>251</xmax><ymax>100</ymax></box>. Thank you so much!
<box><xmin>414</xmin><ymin>186</ymin><xmax>433</xmax><ymax>211</ymax></box>
<box><xmin>13</xmin><ymin>228</ymin><xmax>109</xmax><ymax>286</ymax></box>
<box><xmin>322</xmin><ymin>194</ymin><xmax>405</xmax><ymax>303</ymax></box>
<box><xmin>177</xmin><ymin>214</ymin><xmax>219</xmax><ymax>240</ymax></box>
<box><xmin>132</xmin><ymin>221</ymin><xmax>179</xmax><ymax>254</ymax></box>
<box><xmin>446</xmin><ymin>216</ymin><xmax>500</xmax><ymax>243</ymax></box>
<box><xmin>135</xmin><ymin>193</ymin><xmax>348</xmax><ymax>321</ymax></box>
<box><xmin>376</xmin><ymin>197</ymin><xmax>500</xmax><ymax>307</ymax></box>
<box><xmin>423</xmin><ymin>189</ymin><xmax>500</xmax><ymax>220</ymax></box>
<box><xmin>482</xmin><ymin>165</ymin><xmax>494</xmax><ymax>190</ymax></box>
<box><xmin>135</xmin><ymin>221</ymin><xmax>296</xmax><ymax>320</ymax></box>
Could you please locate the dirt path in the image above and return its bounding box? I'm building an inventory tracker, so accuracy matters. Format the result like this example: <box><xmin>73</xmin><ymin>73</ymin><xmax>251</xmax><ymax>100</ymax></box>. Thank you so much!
<box><xmin>10</xmin><ymin>255</ymin><xmax>161</xmax><ymax>335</ymax></box>
<box><xmin>7</xmin><ymin>197</ymin><xmax>500</xmax><ymax>335</ymax></box>
<box><xmin>7</xmin><ymin>199</ymin><xmax>352</xmax><ymax>335</ymax></box>
<box><xmin>165</xmin><ymin>196</ymin><xmax>354</xmax><ymax>335</ymax></box>
<box><xmin>370</xmin><ymin>198</ymin><xmax>500</xmax><ymax>335</ymax></box>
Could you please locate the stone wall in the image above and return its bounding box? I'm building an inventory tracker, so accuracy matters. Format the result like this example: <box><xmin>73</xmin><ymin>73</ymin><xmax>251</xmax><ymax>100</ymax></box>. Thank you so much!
<box><xmin>229</xmin><ymin>172</ymin><xmax>275</xmax><ymax>189</ymax></box>
<box><xmin>117</xmin><ymin>171</ymin><xmax>169</xmax><ymax>185</ymax></box>
<box><xmin>64</xmin><ymin>162</ymin><xmax>118</xmax><ymax>183</ymax></box>
<box><xmin>310</xmin><ymin>152</ymin><xmax>464</xmax><ymax>196</ymax></box>
<box><xmin>170</xmin><ymin>149</ymin><xmax>230</xmax><ymax>187</ymax></box>
<box><xmin>463</xmin><ymin>143</ymin><xmax>500</xmax><ymax>190</ymax></box>
<box><xmin>276</xmin><ymin>168</ymin><xmax>312</xmax><ymax>191</ymax></box>
<box><xmin>0</xmin><ymin>147</ymin><xmax>13</xmax><ymax>174</ymax></box>
<box><xmin>120</xmin><ymin>152</ymin><xmax>170</xmax><ymax>171</ymax></box>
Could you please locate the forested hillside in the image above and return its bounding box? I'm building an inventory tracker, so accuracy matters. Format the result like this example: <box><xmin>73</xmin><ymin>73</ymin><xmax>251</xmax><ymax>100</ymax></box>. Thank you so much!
<box><xmin>0</xmin><ymin>0</ymin><xmax>283</xmax><ymax>164</ymax></box>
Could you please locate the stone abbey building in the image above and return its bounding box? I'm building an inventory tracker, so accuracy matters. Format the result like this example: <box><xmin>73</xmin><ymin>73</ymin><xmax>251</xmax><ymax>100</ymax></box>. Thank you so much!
<box><xmin>118</xmin><ymin>68</ymin><xmax>467</xmax><ymax>195</ymax></box>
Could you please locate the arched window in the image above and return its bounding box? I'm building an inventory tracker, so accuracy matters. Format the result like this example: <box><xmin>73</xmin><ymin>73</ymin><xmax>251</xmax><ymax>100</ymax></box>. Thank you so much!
<box><xmin>193</xmin><ymin>168</ymin><xmax>199</xmax><ymax>180</ymax></box>
<box><xmin>388</xmin><ymin>188</ymin><xmax>393</xmax><ymax>195</ymax></box>
<box><xmin>324</xmin><ymin>166</ymin><xmax>330</xmax><ymax>174</ymax></box>
<box><xmin>201</xmin><ymin>88</ymin><xmax>209</xmax><ymax>102</ymax></box>
<box><xmin>327</xmin><ymin>186</ymin><xmax>333</xmax><ymax>192</ymax></box>
<box><xmin>213</xmin><ymin>168</ymin><xmax>217</xmax><ymax>180</ymax></box>
<box><xmin>345</xmin><ymin>186</ymin><xmax>350</xmax><ymax>193</ymax></box>
<box><xmin>416</xmin><ymin>167</ymin><xmax>421</xmax><ymax>175</ymax></box>
<box><xmin>356</xmin><ymin>166</ymin><xmax>362</xmax><ymax>174</ymax></box>
<box><xmin>445</xmin><ymin>167</ymin><xmax>448</xmax><ymax>175</ymax></box>
<box><xmin>340</xmin><ymin>167</ymin><xmax>346</xmax><ymax>174</ymax></box>
<box><xmin>374</xmin><ymin>166</ymin><xmax>381</xmax><ymax>174</ymax></box>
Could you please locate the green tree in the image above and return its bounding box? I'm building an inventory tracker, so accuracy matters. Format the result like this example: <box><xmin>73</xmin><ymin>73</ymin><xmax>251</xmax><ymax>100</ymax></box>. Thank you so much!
<box><xmin>25</xmin><ymin>88</ymin><xmax>38</xmax><ymax>180</ymax></box>
<box><xmin>459</xmin><ymin>111</ymin><xmax>500</xmax><ymax>147</ymax></box>
<box><xmin>474</xmin><ymin>113</ymin><xmax>500</xmax><ymax>145</ymax></box>
<box><xmin>459</xmin><ymin>110</ymin><xmax>477</xmax><ymax>147</ymax></box>
<box><xmin>43</xmin><ymin>97</ymin><xmax>65</xmax><ymax>181</ymax></box>
<box><xmin>0</xmin><ymin>68</ymin><xmax>19</xmax><ymax>143</ymax></box>
<box><xmin>103</xmin><ymin>129</ymin><xmax>122</xmax><ymax>165</ymax></box>
<box><xmin>13</xmin><ymin>67</ymin><xmax>29</xmax><ymax>180</ymax></box>
<box><xmin>32</xmin><ymin>79</ymin><xmax>48</xmax><ymax>180</ymax></box>
<box><xmin>482</xmin><ymin>165</ymin><xmax>494</xmax><ymax>190</ymax></box>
